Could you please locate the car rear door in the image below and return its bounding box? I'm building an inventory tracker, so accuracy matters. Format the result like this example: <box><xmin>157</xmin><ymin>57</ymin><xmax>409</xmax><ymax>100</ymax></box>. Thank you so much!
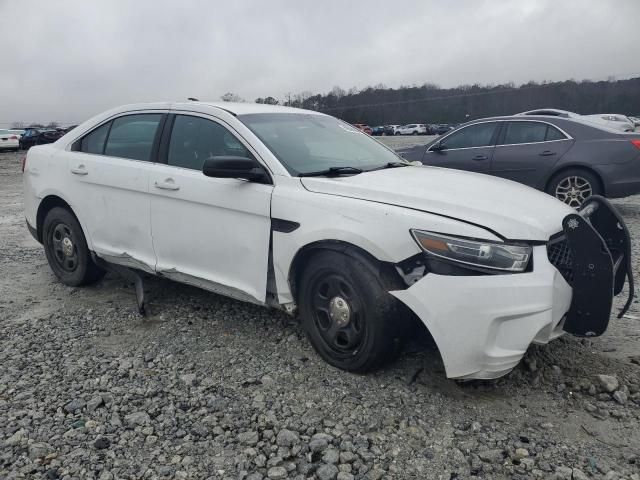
<box><xmin>421</xmin><ymin>121</ymin><xmax>500</xmax><ymax>173</ymax></box>
<box><xmin>491</xmin><ymin>120</ymin><xmax>573</xmax><ymax>188</ymax></box>
<box><xmin>148</xmin><ymin>113</ymin><xmax>273</xmax><ymax>304</ymax></box>
<box><xmin>66</xmin><ymin>111</ymin><xmax>166</xmax><ymax>271</ymax></box>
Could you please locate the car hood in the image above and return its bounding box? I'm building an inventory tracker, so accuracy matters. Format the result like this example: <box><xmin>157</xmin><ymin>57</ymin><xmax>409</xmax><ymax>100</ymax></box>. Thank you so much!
<box><xmin>300</xmin><ymin>166</ymin><xmax>574</xmax><ymax>241</ymax></box>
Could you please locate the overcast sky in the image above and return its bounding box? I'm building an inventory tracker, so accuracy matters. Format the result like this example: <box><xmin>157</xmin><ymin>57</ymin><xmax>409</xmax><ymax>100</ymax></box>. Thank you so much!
<box><xmin>1</xmin><ymin>0</ymin><xmax>639</xmax><ymax>125</ymax></box>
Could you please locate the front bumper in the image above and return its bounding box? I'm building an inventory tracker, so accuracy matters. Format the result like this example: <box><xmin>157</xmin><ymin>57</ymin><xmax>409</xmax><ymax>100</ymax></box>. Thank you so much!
<box><xmin>391</xmin><ymin>247</ymin><xmax>572</xmax><ymax>379</ymax></box>
<box><xmin>391</xmin><ymin>196</ymin><xmax>633</xmax><ymax>379</ymax></box>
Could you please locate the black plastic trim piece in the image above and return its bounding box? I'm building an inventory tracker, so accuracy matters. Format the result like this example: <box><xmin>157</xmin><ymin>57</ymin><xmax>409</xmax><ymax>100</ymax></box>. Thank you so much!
<box><xmin>272</xmin><ymin>218</ymin><xmax>300</xmax><ymax>233</ymax></box>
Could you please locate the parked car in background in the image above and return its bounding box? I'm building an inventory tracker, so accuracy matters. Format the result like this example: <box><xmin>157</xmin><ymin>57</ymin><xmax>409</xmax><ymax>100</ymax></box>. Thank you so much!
<box><xmin>0</xmin><ymin>129</ymin><xmax>20</xmax><ymax>151</ymax></box>
<box><xmin>399</xmin><ymin>115</ymin><xmax>640</xmax><ymax>208</ymax></box>
<box><xmin>431</xmin><ymin>124</ymin><xmax>455</xmax><ymax>135</ymax></box>
<box><xmin>22</xmin><ymin>101</ymin><xmax>632</xmax><ymax>379</ymax></box>
<box><xmin>19</xmin><ymin>128</ymin><xmax>66</xmax><ymax>150</ymax></box>
<box><xmin>384</xmin><ymin>124</ymin><xmax>402</xmax><ymax>136</ymax></box>
<box><xmin>397</xmin><ymin>124</ymin><xmax>427</xmax><ymax>135</ymax></box>
<box><xmin>371</xmin><ymin>126</ymin><xmax>385</xmax><ymax>136</ymax></box>
<box><xmin>586</xmin><ymin>114</ymin><xmax>635</xmax><ymax>132</ymax></box>
<box><xmin>353</xmin><ymin>123</ymin><xmax>372</xmax><ymax>135</ymax></box>
<box><xmin>9</xmin><ymin>129</ymin><xmax>25</xmax><ymax>138</ymax></box>
<box><xmin>516</xmin><ymin>109</ymin><xmax>635</xmax><ymax>133</ymax></box>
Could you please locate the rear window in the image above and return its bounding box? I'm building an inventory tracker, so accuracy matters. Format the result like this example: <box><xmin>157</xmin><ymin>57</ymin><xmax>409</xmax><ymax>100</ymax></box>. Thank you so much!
<box><xmin>103</xmin><ymin>114</ymin><xmax>162</xmax><ymax>161</ymax></box>
<box><xmin>501</xmin><ymin>121</ymin><xmax>567</xmax><ymax>145</ymax></box>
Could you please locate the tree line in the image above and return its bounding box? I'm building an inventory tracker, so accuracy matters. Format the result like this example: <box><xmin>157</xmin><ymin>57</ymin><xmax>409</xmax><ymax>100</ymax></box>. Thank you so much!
<box><xmin>224</xmin><ymin>77</ymin><xmax>640</xmax><ymax>125</ymax></box>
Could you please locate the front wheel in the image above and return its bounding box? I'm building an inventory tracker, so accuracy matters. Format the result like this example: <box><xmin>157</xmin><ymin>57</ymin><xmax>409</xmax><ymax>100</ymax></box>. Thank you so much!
<box><xmin>43</xmin><ymin>207</ymin><xmax>105</xmax><ymax>286</ymax></box>
<box><xmin>546</xmin><ymin>169</ymin><xmax>601</xmax><ymax>208</ymax></box>
<box><xmin>298</xmin><ymin>250</ymin><xmax>404</xmax><ymax>372</ymax></box>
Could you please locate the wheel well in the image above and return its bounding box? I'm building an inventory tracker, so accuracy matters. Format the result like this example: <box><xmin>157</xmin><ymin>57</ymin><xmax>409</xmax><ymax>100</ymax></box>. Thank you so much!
<box><xmin>288</xmin><ymin>240</ymin><xmax>442</xmax><ymax>365</ymax></box>
<box><xmin>287</xmin><ymin>240</ymin><xmax>403</xmax><ymax>302</ymax></box>
<box><xmin>36</xmin><ymin>196</ymin><xmax>77</xmax><ymax>243</ymax></box>
<box><xmin>545</xmin><ymin>166</ymin><xmax>605</xmax><ymax>196</ymax></box>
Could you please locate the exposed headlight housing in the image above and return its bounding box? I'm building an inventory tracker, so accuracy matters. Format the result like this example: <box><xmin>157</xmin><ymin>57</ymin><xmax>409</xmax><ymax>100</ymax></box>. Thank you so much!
<box><xmin>411</xmin><ymin>230</ymin><xmax>532</xmax><ymax>273</ymax></box>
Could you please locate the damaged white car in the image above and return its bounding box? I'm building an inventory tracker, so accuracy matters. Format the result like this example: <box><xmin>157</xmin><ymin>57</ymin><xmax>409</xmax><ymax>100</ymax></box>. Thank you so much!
<box><xmin>23</xmin><ymin>102</ymin><xmax>633</xmax><ymax>379</ymax></box>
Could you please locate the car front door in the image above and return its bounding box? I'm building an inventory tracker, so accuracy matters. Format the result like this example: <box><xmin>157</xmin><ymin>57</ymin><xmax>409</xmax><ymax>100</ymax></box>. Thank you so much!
<box><xmin>421</xmin><ymin>121</ymin><xmax>499</xmax><ymax>174</ymax></box>
<box><xmin>491</xmin><ymin>120</ymin><xmax>573</xmax><ymax>188</ymax></box>
<box><xmin>149</xmin><ymin>113</ymin><xmax>273</xmax><ymax>304</ymax></box>
<box><xmin>66</xmin><ymin>112</ymin><xmax>165</xmax><ymax>271</ymax></box>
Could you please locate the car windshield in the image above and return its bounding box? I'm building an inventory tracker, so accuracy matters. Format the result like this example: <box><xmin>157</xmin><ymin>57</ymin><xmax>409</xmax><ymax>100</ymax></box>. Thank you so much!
<box><xmin>238</xmin><ymin>113</ymin><xmax>403</xmax><ymax>175</ymax></box>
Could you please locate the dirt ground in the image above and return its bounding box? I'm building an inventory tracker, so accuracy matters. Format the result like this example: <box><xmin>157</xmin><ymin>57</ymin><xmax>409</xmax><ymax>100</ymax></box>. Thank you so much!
<box><xmin>1</xmin><ymin>148</ymin><xmax>639</xmax><ymax>480</ymax></box>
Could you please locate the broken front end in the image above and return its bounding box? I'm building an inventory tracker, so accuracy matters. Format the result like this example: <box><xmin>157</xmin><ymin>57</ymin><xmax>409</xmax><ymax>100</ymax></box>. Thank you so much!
<box><xmin>547</xmin><ymin>195</ymin><xmax>634</xmax><ymax>337</ymax></box>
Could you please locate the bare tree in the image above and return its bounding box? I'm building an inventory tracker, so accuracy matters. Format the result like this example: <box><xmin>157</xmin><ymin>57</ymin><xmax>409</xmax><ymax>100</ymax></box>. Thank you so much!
<box><xmin>11</xmin><ymin>121</ymin><xmax>25</xmax><ymax>129</ymax></box>
<box><xmin>46</xmin><ymin>121</ymin><xmax>59</xmax><ymax>128</ymax></box>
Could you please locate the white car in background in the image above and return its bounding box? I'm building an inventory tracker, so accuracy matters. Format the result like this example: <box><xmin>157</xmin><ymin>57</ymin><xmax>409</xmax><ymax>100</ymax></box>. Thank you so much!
<box><xmin>516</xmin><ymin>109</ymin><xmax>635</xmax><ymax>132</ymax></box>
<box><xmin>586</xmin><ymin>114</ymin><xmax>635</xmax><ymax>132</ymax></box>
<box><xmin>397</xmin><ymin>124</ymin><xmax>427</xmax><ymax>135</ymax></box>
<box><xmin>0</xmin><ymin>129</ymin><xmax>20</xmax><ymax>151</ymax></box>
<box><xmin>22</xmin><ymin>102</ymin><xmax>632</xmax><ymax>379</ymax></box>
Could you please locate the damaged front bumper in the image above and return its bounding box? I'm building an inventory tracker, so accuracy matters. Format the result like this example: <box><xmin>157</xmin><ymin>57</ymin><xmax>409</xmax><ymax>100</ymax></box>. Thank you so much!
<box><xmin>554</xmin><ymin>195</ymin><xmax>633</xmax><ymax>336</ymax></box>
<box><xmin>390</xmin><ymin>195</ymin><xmax>633</xmax><ymax>379</ymax></box>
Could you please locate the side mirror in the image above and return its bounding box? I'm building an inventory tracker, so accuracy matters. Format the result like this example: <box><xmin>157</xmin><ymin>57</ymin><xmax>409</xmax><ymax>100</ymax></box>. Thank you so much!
<box><xmin>430</xmin><ymin>142</ymin><xmax>447</xmax><ymax>152</ymax></box>
<box><xmin>202</xmin><ymin>156</ymin><xmax>269</xmax><ymax>183</ymax></box>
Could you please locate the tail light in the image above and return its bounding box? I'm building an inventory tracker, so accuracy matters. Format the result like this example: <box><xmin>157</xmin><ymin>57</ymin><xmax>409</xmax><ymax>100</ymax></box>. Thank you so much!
<box><xmin>632</xmin><ymin>139</ymin><xmax>640</xmax><ymax>150</ymax></box>
<box><xmin>21</xmin><ymin>155</ymin><xmax>27</xmax><ymax>173</ymax></box>
<box><xmin>9</xmin><ymin>135</ymin><xmax>18</xmax><ymax>140</ymax></box>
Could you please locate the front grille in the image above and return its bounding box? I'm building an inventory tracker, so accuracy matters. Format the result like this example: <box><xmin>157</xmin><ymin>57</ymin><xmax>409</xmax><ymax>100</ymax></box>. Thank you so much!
<box><xmin>547</xmin><ymin>236</ymin><xmax>573</xmax><ymax>285</ymax></box>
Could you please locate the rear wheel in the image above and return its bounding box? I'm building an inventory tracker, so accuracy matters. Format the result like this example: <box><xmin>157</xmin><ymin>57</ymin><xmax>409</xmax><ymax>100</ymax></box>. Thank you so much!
<box><xmin>298</xmin><ymin>250</ymin><xmax>404</xmax><ymax>372</ymax></box>
<box><xmin>546</xmin><ymin>168</ymin><xmax>601</xmax><ymax>208</ymax></box>
<box><xmin>43</xmin><ymin>207</ymin><xmax>105</xmax><ymax>286</ymax></box>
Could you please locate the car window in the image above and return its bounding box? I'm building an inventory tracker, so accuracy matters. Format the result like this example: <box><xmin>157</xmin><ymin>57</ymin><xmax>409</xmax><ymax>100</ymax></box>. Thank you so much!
<box><xmin>103</xmin><ymin>114</ymin><xmax>162</xmax><ymax>161</ymax></box>
<box><xmin>502</xmin><ymin>122</ymin><xmax>547</xmax><ymax>145</ymax></box>
<box><xmin>167</xmin><ymin>115</ymin><xmax>253</xmax><ymax>171</ymax></box>
<box><xmin>442</xmin><ymin>122</ymin><xmax>497</xmax><ymax>149</ymax></box>
<box><xmin>545</xmin><ymin>125</ymin><xmax>567</xmax><ymax>141</ymax></box>
<box><xmin>80</xmin><ymin>122</ymin><xmax>111</xmax><ymax>154</ymax></box>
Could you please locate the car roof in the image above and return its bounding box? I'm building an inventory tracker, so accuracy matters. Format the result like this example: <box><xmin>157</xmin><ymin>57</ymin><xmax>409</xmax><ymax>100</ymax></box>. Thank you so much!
<box><xmin>111</xmin><ymin>101</ymin><xmax>324</xmax><ymax>116</ymax></box>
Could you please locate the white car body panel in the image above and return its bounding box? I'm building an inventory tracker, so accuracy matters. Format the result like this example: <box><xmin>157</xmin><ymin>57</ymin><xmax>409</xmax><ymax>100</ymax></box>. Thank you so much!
<box><xmin>391</xmin><ymin>246</ymin><xmax>571</xmax><ymax>379</ymax></box>
<box><xmin>300</xmin><ymin>166</ymin><xmax>573</xmax><ymax>241</ymax></box>
<box><xmin>23</xmin><ymin>101</ymin><xmax>581</xmax><ymax>379</ymax></box>
<box><xmin>149</xmin><ymin>162</ymin><xmax>273</xmax><ymax>304</ymax></box>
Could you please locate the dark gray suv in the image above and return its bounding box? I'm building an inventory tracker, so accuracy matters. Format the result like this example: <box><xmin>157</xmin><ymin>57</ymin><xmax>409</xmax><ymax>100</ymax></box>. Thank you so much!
<box><xmin>399</xmin><ymin>115</ymin><xmax>640</xmax><ymax>207</ymax></box>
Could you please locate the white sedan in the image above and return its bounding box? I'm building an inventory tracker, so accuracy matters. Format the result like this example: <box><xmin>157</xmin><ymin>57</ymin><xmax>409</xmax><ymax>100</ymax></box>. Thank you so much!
<box><xmin>0</xmin><ymin>129</ymin><xmax>20</xmax><ymax>151</ymax></box>
<box><xmin>23</xmin><ymin>102</ymin><xmax>632</xmax><ymax>379</ymax></box>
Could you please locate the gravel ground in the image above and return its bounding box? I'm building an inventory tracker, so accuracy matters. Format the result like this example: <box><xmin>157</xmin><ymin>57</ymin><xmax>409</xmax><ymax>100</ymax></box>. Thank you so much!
<box><xmin>1</xmin><ymin>149</ymin><xmax>640</xmax><ymax>480</ymax></box>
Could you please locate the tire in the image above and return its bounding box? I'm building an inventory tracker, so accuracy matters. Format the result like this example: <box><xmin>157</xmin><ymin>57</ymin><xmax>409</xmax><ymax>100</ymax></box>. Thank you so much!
<box><xmin>546</xmin><ymin>168</ymin><xmax>601</xmax><ymax>208</ymax></box>
<box><xmin>298</xmin><ymin>250</ymin><xmax>404</xmax><ymax>373</ymax></box>
<box><xmin>412</xmin><ymin>131</ymin><xmax>418</xmax><ymax>135</ymax></box>
<box><xmin>42</xmin><ymin>207</ymin><xmax>105</xmax><ymax>286</ymax></box>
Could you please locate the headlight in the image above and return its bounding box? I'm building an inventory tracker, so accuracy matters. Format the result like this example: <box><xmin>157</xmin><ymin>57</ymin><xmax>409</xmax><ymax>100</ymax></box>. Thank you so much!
<box><xmin>411</xmin><ymin>230</ymin><xmax>532</xmax><ymax>272</ymax></box>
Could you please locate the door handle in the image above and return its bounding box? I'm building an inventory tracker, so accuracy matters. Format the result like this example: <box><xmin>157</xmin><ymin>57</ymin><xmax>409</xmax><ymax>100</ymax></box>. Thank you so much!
<box><xmin>154</xmin><ymin>180</ymin><xmax>180</xmax><ymax>191</ymax></box>
<box><xmin>70</xmin><ymin>166</ymin><xmax>88</xmax><ymax>175</ymax></box>
<box><xmin>472</xmin><ymin>155</ymin><xmax>488</xmax><ymax>161</ymax></box>
<box><xmin>539</xmin><ymin>150</ymin><xmax>556</xmax><ymax>156</ymax></box>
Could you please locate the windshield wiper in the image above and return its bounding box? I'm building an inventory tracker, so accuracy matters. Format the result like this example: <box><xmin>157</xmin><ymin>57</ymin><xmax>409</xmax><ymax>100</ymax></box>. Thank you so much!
<box><xmin>368</xmin><ymin>161</ymin><xmax>410</xmax><ymax>171</ymax></box>
<box><xmin>298</xmin><ymin>166</ymin><xmax>364</xmax><ymax>177</ymax></box>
